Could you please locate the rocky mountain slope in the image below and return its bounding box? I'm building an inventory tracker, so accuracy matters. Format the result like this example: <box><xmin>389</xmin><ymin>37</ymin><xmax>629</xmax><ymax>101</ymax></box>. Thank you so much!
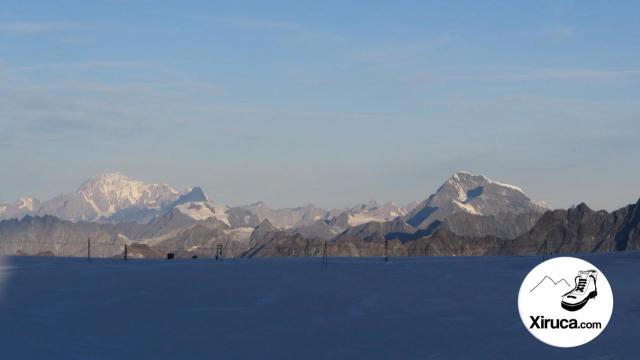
<box><xmin>3</xmin><ymin>197</ymin><xmax>639</xmax><ymax>258</ymax></box>
<box><xmin>0</xmin><ymin>216</ymin><xmax>126</xmax><ymax>257</ymax></box>
<box><xmin>331</xmin><ymin>201</ymin><xmax>408</xmax><ymax>228</ymax></box>
<box><xmin>232</xmin><ymin>202</ymin><xmax>335</xmax><ymax>229</ymax></box>
<box><xmin>244</xmin><ymin>197</ymin><xmax>640</xmax><ymax>258</ymax></box>
<box><xmin>406</xmin><ymin>171</ymin><xmax>547</xmax><ymax>231</ymax></box>
<box><xmin>510</xmin><ymin>200</ymin><xmax>640</xmax><ymax>254</ymax></box>
<box><xmin>441</xmin><ymin>211</ymin><xmax>543</xmax><ymax>239</ymax></box>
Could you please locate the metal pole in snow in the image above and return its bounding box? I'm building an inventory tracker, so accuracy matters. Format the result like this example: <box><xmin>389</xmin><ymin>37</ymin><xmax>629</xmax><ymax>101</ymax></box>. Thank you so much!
<box><xmin>216</xmin><ymin>244</ymin><xmax>223</xmax><ymax>262</ymax></box>
<box><xmin>384</xmin><ymin>239</ymin><xmax>389</xmax><ymax>262</ymax></box>
<box><xmin>322</xmin><ymin>240</ymin><xmax>328</xmax><ymax>270</ymax></box>
<box><xmin>87</xmin><ymin>237</ymin><xmax>91</xmax><ymax>262</ymax></box>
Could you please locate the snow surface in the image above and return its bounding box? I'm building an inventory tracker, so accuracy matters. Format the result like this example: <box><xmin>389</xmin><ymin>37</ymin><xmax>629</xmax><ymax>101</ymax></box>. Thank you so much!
<box><xmin>348</xmin><ymin>213</ymin><xmax>386</xmax><ymax>226</ymax></box>
<box><xmin>451</xmin><ymin>171</ymin><xmax>525</xmax><ymax>195</ymax></box>
<box><xmin>452</xmin><ymin>199</ymin><xmax>481</xmax><ymax>215</ymax></box>
<box><xmin>175</xmin><ymin>201</ymin><xmax>230</xmax><ymax>225</ymax></box>
<box><xmin>16</xmin><ymin>197</ymin><xmax>38</xmax><ymax>211</ymax></box>
<box><xmin>491</xmin><ymin>180</ymin><xmax>525</xmax><ymax>194</ymax></box>
<box><xmin>0</xmin><ymin>252</ymin><xmax>637</xmax><ymax>359</ymax></box>
<box><xmin>345</xmin><ymin>202</ymin><xmax>407</xmax><ymax>226</ymax></box>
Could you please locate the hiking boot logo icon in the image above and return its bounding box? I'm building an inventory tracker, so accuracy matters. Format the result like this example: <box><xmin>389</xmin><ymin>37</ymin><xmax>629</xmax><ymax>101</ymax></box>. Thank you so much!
<box><xmin>518</xmin><ymin>257</ymin><xmax>613</xmax><ymax>348</ymax></box>
<box><xmin>561</xmin><ymin>270</ymin><xmax>598</xmax><ymax>312</ymax></box>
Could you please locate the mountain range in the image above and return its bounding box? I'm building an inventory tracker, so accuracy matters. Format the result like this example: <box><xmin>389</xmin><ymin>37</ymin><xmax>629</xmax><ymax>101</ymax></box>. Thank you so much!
<box><xmin>1</xmin><ymin>171</ymin><xmax>637</xmax><ymax>258</ymax></box>
<box><xmin>0</xmin><ymin>173</ymin><xmax>180</xmax><ymax>222</ymax></box>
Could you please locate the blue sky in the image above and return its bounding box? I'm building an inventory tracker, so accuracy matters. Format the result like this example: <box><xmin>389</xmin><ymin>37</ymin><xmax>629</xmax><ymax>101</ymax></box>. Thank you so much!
<box><xmin>1</xmin><ymin>0</ymin><xmax>639</xmax><ymax>210</ymax></box>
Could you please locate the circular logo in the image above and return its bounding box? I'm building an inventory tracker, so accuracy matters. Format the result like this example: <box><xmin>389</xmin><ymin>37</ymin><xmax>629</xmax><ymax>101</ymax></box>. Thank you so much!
<box><xmin>518</xmin><ymin>257</ymin><xmax>613</xmax><ymax>347</ymax></box>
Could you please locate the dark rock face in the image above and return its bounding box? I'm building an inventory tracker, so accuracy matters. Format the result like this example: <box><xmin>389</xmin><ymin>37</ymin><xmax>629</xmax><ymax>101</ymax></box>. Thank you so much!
<box><xmin>225</xmin><ymin>207</ymin><xmax>261</xmax><ymax>228</ymax></box>
<box><xmin>334</xmin><ymin>220</ymin><xmax>416</xmax><ymax>243</ymax></box>
<box><xmin>0</xmin><ymin>216</ymin><xmax>125</xmax><ymax>257</ymax></box>
<box><xmin>510</xmin><ymin>201</ymin><xmax>638</xmax><ymax>254</ymax></box>
<box><xmin>243</xmin><ymin>219</ymin><xmax>324</xmax><ymax>257</ymax></box>
<box><xmin>240</xmin><ymin>198</ymin><xmax>640</xmax><ymax>257</ymax></box>
<box><xmin>168</xmin><ymin>187</ymin><xmax>209</xmax><ymax>208</ymax></box>
<box><xmin>405</xmin><ymin>229</ymin><xmax>507</xmax><ymax>256</ymax></box>
<box><xmin>425</xmin><ymin>200</ymin><xmax>640</xmax><ymax>256</ymax></box>
<box><xmin>287</xmin><ymin>221</ymin><xmax>339</xmax><ymax>241</ymax></box>
<box><xmin>613</xmin><ymin>198</ymin><xmax>640</xmax><ymax>251</ymax></box>
<box><xmin>233</xmin><ymin>202</ymin><xmax>332</xmax><ymax>229</ymax></box>
<box><xmin>152</xmin><ymin>224</ymin><xmax>247</xmax><ymax>259</ymax></box>
<box><xmin>0</xmin><ymin>213</ymin><xmax>243</xmax><ymax>259</ymax></box>
<box><xmin>126</xmin><ymin>243</ymin><xmax>164</xmax><ymax>259</ymax></box>
<box><xmin>511</xmin><ymin>203</ymin><xmax>612</xmax><ymax>253</ymax></box>
<box><xmin>441</xmin><ymin>212</ymin><xmax>543</xmax><ymax>239</ymax></box>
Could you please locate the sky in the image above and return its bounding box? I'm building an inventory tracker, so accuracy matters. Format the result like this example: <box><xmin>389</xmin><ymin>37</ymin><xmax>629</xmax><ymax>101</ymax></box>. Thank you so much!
<box><xmin>0</xmin><ymin>0</ymin><xmax>639</xmax><ymax>210</ymax></box>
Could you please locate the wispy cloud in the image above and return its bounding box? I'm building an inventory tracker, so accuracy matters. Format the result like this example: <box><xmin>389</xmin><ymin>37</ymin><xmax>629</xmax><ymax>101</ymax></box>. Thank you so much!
<box><xmin>349</xmin><ymin>35</ymin><xmax>459</xmax><ymax>73</ymax></box>
<box><xmin>206</xmin><ymin>16</ymin><xmax>348</xmax><ymax>46</ymax></box>
<box><xmin>508</xmin><ymin>68</ymin><xmax>640</xmax><ymax>80</ymax></box>
<box><xmin>0</xmin><ymin>137</ymin><xmax>11</xmax><ymax>149</ymax></box>
<box><xmin>11</xmin><ymin>60</ymin><xmax>158</xmax><ymax>72</ymax></box>
<box><xmin>0</xmin><ymin>21</ymin><xmax>71</xmax><ymax>35</ymax></box>
<box><xmin>194</xmin><ymin>103</ymin><xmax>383</xmax><ymax>121</ymax></box>
<box><xmin>463</xmin><ymin>68</ymin><xmax>640</xmax><ymax>81</ymax></box>
<box><xmin>210</xmin><ymin>17</ymin><xmax>303</xmax><ymax>32</ymax></box>
<box><xmin>24</xmin><ymin>80</ymin><xmax>222</xmax><ymax>97</ymax></box>
<box><xmin>546</xmin><ymin>24</ymin><xmax>575</xmax><ymax>40</ymax></box>
<box><xmin>0</xmin><ymin>59</ymin><xmax>225</xmax><ymax>148</ymax></box>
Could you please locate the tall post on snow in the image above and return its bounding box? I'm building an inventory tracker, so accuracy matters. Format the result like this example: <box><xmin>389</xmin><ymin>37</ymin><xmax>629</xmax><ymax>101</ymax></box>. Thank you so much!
<box><xmin>321</xmin><ymin>240</ymin><xmax>328</xmax><ymax>270</ymax></box>
<box><xmin>124</xmin><ymin>243</ymin><xmax>128</xmax><ymax>261</ymax></box>
<box><xmin>87</xmin><ymin>237</ymin><xmax>91</xmax><ymax>262</ymax></box>
<box><xmin>216</xmin><ymin>244</ymin><xmax>223</xmax><ymax>262</ymax></box>
<box><xmin>384</xmin><ymin>238</ymin><xmax>389</xmax><ymax>262</ymax></box>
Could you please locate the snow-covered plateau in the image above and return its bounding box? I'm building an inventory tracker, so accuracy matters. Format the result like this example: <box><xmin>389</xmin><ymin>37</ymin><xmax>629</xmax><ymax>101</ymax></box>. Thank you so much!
<box><xmin>0</xmin><ymin>252</ymin><xmax>637</xmax><ymax>359</ymax></box>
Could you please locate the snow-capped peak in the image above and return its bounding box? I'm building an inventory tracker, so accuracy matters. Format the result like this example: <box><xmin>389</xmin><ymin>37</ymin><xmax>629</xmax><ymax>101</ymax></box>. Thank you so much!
<box><xmin>447</xmin><ymin>171</ymin><xmax>525</xmax><ymax>198</ymax></box>
<box><xmin>406</xmin><ymin>171</ymin><xmax>547</xmax><ymax>229</ymax></box>
<box><xmin>76</xmin><ymin>172</ymin><xmax>180</xmax><ymax>218</ymax></box>
<box><xmin>450</xmin><ymin>170</ymin><xmax>473</xmax><ymax>180</ymax></box>
<box><xmin>77</xmin><ymin>172</ymin><xmax>123</xmax><ymax>193</ymax></box>
<box><xmin>16</xmin><ymin>197</ymin><xmax>39</xmax><ymax>211</ymax></box>
<box><xmin>490</xmin><ymin>180</ymin><xmax>524</xmax><ymax>194</ymax></box>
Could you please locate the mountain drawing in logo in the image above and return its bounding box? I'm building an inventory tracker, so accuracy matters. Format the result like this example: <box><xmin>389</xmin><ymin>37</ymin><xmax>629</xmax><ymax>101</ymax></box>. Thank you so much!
<box><xmin>529</xmin><ymin>276</ymin><xmax>572</xmax><ymax>294</ymax></box>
